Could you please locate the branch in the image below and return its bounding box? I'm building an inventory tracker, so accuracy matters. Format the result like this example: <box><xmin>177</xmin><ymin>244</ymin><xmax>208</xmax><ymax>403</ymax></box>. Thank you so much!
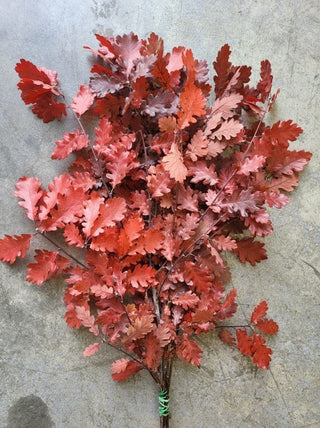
<box><xmin>38</xmin><ymin>231</ymin><xmax>87</xmax><ymax>269</ymax></box>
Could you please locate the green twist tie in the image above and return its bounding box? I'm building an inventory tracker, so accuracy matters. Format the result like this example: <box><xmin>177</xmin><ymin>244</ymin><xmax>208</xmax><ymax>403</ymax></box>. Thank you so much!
<box><xmin>158</xmin><ymin>390</ymin><xmax>170</xmax><ymax>417</ymax></box>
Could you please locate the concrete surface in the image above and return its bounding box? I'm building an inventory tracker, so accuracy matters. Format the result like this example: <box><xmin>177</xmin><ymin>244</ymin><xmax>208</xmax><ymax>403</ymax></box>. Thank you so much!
<box><xmin>0</xmin><ymin>1</ymin><xmax>319</xmax><ymax>427</ymax></box>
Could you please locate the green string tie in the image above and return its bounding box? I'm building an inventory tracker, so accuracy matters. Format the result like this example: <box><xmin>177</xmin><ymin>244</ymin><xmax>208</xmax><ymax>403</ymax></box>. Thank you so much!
<box><xmin>158</xmin><ymin>390</ymin><xmax>170</xmax><ymax>417</ymax></box>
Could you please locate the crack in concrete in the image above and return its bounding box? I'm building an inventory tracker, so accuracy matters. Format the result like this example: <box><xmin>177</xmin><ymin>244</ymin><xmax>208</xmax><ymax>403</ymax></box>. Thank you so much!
<box><xmin>302</xmin><ymin>260</ymin><xmax>320</xmax><ymax>281</ymax></box>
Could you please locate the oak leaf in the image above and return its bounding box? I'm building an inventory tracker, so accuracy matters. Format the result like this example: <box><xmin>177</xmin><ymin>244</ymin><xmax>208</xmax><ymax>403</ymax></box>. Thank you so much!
<box><xmin>26</xmin><ymin>250</ymin><xmax>70</xmax><ymax>286</ymax></box>
<box><xmin>0</xmin><ymin>234</ymin><xmax>32</xmax><ymax>264</ymax></box>
<box><xmin>235</xmin><ymin>238</ymin><xmax>268</xmax><ymax>266</ymax></box>
<box><xmin>51</xmin><ymin>130</ymin><xmax>89</xmax><ymax>160</ymax></box>
<box><xmin>71</xmin><ymin>85</ymin><xmax>95</xmax><ymax>116</ymax></box>
<box><xmin>177</xmin><ymin>82</ymin><xmax>206</xmax><ymax>129</ymax></box>
<box><xmin>162</xmin><ymin>142</ymin><xmax>188</xmax><ymax>183</ymax></box>
<box><xmin>123</xmin><ymin>314</ymin><xmax>154</xmax><ymax>343</ymax></box>
<box><xmin>111</xmin><ymin>358</ymin><xmax>143</xmax><ymax>381</ymax></box>
<box><xmin>14</xmin><ymin>176</ymin><xmax>43</xmax><ymax>221</ymax></box>
<box><xmin>176</xmin><ymin>334</ymin><xmax>202</xmax><ymax>367</ymax></box>
<box><xmin>83</xmin><ymin>342</ymin><xmax>100</xmax><ymax>357</ymax></box>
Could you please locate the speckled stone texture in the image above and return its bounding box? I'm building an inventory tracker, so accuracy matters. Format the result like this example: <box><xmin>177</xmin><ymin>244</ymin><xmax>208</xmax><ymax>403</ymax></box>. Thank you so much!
<box><xmin>0</xmin><ymin>1</ymin><xmax>319</xmax><ymax>427</ymax></box>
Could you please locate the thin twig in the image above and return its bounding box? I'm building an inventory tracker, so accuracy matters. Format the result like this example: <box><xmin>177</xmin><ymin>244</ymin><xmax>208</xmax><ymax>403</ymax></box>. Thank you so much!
<box><xmin>102</xmin><ymin>337</ymin><xmax>161</xmax><ymax>385</ymax></box>
<box><xmin>38</xmin><ymin>232</ymin><xmax>87</xmax><ymax>269</ymax></box>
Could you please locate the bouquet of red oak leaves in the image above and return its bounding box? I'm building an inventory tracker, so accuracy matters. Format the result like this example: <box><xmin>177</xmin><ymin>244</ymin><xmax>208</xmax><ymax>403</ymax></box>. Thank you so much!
<box><xmin>0</xmin><ymin>32</ymin><xmax>311</xmax><ymax>427</ymax></box>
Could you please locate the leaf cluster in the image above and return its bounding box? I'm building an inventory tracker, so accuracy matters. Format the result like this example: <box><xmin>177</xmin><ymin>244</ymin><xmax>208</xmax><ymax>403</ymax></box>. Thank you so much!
<box><xmin>0</xmin><ymin>33</ymin><xmax>312</xmax><ymax>382</ymax></box>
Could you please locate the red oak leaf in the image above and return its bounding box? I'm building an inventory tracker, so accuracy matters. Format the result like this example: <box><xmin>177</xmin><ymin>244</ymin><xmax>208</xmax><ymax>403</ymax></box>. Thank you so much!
<box><xmin>63</xmin><ymin>223</ymin><xmax>84</xmax><ymax>248</ymax></box>
<box><xmin>172</xmin><ymin>291</ymin><xmax>200</xmax><ymax>310</ymax></box>
<box><xmin>238</xmin><ymin>155</ymin><xmax>266</xmax><ymax>176</ymax></box>
<box><xmin>265</xmin><ymin>191</ymin><xmax>290</xmax><ymax>209</ymax></box>
<box><xmin>183</xmin><ymin>262</ymin><xmax>213</xmax><ymax>294</ymax></box>
<box><xmin>218</xmin><ymin>329</ymin><xmax>236</xmax><ymax>345</ymax></box>
<box><xmin>176</xmin><ymin>334</ymin><xmax>203</xmax><ymax>367</ymax></box>
<box><xmin>217</xmin><ymin>289</ymin><xmax>238</xmax><ymax>320</ymax></box>
<box><xmin>144</xmin><ymin>90</ymin><xmax>178</xmax><ymax>117</ymax></box>
<box><xmin>90</xmin><ymin>226</ymin><xmax>119</xmax><ymax>252</ymax></box>
<box><xmin>189</xmin><ymin>161</ymin><xmax>218</xmax><ymax>186</ymax></box>
<box><xmin>0</xmin><ymin>234</ymin><xmax>32</xmax><ymax>264</ymax></box>
<box><xmin>154</xmin><ymin>324</ymin><xmax>172</xmax><ymax>347</ymax></box>
<box><xmin>74</xmin><ymin>306</ymin><xmax>99</xmax><ymax>336</ymax></box>
<box><xmin>177</xmin><ymin>82</ymin><xmax>206</xmax><ymax>129</ymax></box>
<box><xmin>142</xmin><ymin>334</ymin><xmax>163</xmax><ymax>371</ymax></box>
<box><xmin>127</xmin><ymin>264</ymin><xmax>157</xmax><ymax>290</ymax></box>
<box><xmin>257</xmin><ymin>60</ymin><xmax>273</xmax><ymax>102</ymax></box>
<box><xmin>111</xmin><ymin>358</ymin><xmax>143</xmax><ymax>382</ymax></box>
<box><xmin>15</xmin><ymin>59</ymin><xmax>66</xmax><ymax>122</ymax></box>
<box><xmin>71</xmin><ymin>85</ymin><xmax>95</xmax><ymax>116</ymax></box>
<box><xmin>251</xmin><ymin>334</ymin><xmax>272</xmax><ymax>369</ymax></box>
<box><xmin>38</xmin><ymin>173</ymin><xmax>71</xmax><ymax>221</ymax></box>
<box><xmin>213</xmin><ymin>235</ymin><xmax>237</xmax><ymax>251</ymax></box>
<box><xmin>213</xmin><ymin>44</ymin><xmax>231</xmax><ymax>97</ymax></box>
<box><xmin>31</xmin><ymin>94</ymin><xmax>67</xmax><ymax>122</ymax></box>
<box><xmin>82</xmin><ymin>192</ymin><xmax>104</xmax><ymax>237</ymax></box>
<box><xmin>236</xmin><ymin>329</ymin><xmax>253</xmax><ymax>356</ymax></box>
<box><xmin>263</xmin><ymin>120</ymin><xmax>303</xmax><ymax>148</ymax></box>
<box><xmin>251</xmin><ymin>300</ymin><xmax>268</xmax><ymax>324</ymax></box>
<box><xmin>51</xmin><ymin>130</ymin><xmax>89</xmax><ymax>160</ymax></box>
<box><xmin>41</xmin><ymin>188</ymin><xmax>85</xmax><ymax>231</ymax></box>
<box><xmin>256</xmin><ymin>319</ymin><xmax>279</xmax><ymax>335</ymax></box>
<box><xmin>26</xmin><ymin>250</ymin><xmax>70</xmax><ymax>286</ymax></box>
<box><xmin>14</xmin><ymin>176</ymin><xmax>43</xmax><ymax>221</ymax></box>
<box><xmin>220</xmin><ymin>189</ymin><xmax>259</xmax><ymax>217</ymax></box>
<box><xmin>90</xmin><ymin>197</ymin><xmax>126</xmax><ymax>237</ymax></box>
<box><xmin>83</xmin><ymin>342</ymin><xmax>100</xmax><ymax>357</ymax></box>
<box><xmin>235</xmin><ymin>238</ymin><xmax>268</xmax><ymax>266</ymax></box>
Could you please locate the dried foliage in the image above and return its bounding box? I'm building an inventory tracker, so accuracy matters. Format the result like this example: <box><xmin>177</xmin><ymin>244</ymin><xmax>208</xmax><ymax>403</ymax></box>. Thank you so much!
<box><xmin>1</xmin><ymin>32</ymin><xmax>311</xmax><ymax>427</ymax></box>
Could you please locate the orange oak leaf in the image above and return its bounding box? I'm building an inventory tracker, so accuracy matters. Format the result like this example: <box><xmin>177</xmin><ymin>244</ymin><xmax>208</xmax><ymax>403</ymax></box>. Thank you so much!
<box><xmin>177</xmin><ymin>82</ymin><xmax>206</xmax><ymax>129</ymax></box>
<box><xmin>162</xmin><ymin>142</ymin><xmax>188</xmax><ymax>183</ymax></box>
<box><xmin>123</xmin><ymin>314</ymin><xmax>154</xmax><ymax>343</ymax></box>
<box><xmin>0</xmin><ymin>234</ymin><xmax>32</xmax><ymax>264</ymax></box>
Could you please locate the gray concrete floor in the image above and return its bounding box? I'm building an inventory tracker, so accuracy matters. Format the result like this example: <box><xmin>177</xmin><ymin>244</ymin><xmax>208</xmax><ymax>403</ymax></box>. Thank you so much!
<box><xmin>0</xmin><ymin>1</ymin><xmax>319</xmax><ymax>427</ymax></box>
